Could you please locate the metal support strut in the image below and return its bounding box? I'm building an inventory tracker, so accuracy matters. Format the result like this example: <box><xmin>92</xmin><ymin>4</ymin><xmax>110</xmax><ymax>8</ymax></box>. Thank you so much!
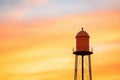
<box><xmin>88</xmin><ymin>55</ymin><xmax>92</xmax><ymax>80</ymax></box>
<box><xmin>82</xmin><ymin>55</ymin><xmax>84</xmax><ymax>80</ymax></box>
<box><xmin>74</xmin><ymin>55</ymin><xmax>78</xmax><ymax>80</ymax></box>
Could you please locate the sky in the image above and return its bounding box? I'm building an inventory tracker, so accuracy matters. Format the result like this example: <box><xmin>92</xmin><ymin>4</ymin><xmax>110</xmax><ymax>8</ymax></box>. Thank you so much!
<box><xmin>0</xmin><ymin>0</ymin><xmax>120</xmax><ymax>80</ymax></box>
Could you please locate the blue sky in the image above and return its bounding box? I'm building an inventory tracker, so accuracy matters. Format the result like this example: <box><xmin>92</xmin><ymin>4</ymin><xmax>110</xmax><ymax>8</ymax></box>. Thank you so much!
<box><xmin>0</xmin><ymin>0</ymin><xmax>120</xmax><ymax>20</ymax></box>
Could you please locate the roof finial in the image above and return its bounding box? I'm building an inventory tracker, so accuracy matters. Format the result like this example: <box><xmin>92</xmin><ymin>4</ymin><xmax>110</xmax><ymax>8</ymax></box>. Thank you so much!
<box><xmin>82</xmin><ymin>27</ymin><xmax>83</xmax><ymax>31</ymax></box>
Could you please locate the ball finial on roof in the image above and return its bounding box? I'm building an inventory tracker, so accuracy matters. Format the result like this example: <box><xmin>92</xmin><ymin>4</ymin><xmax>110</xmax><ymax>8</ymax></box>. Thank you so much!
<box><xmin>82</xmin><ymin>27</ymin><xmax>83</xmax><ymax>31</ymax></box>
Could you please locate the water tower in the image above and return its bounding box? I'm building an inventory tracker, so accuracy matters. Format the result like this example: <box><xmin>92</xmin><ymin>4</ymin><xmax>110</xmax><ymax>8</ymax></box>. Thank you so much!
<box><xmin>73</xmin><ymin>28</ymin><xmax>93</xmax><ymax>80</ymax></box>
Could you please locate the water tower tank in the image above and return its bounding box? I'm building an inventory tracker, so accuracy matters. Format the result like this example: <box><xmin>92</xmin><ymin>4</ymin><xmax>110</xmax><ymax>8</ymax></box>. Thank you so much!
<box><xmin>76</xmin><ymin>28</ymin><xmax>90</xmax><ymax>51</ymax></box>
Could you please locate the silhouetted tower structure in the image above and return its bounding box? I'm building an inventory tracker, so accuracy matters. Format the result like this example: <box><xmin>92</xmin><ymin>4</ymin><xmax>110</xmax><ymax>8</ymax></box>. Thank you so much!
<box><xmin>73</xmin><ymin>28</ymin><xmax>93</xmax><ymax>80</ymax></box>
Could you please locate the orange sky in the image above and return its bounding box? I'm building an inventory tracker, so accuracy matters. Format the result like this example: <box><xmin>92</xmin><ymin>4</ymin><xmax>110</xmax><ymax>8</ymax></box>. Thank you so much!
<box><xmin>0</xmin><ymin>10</ymin><xmax>120</xmax><ymax>80</ymax></box>
<box><xmin>0</xmin><ymin>0</ymin><xmax>120</xmax><ymax>79</ymax></box>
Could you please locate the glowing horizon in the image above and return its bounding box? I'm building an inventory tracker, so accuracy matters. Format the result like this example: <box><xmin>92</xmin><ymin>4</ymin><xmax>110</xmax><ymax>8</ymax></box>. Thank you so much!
<box><xmin>0</xmin><ymin>0</ymin><xmax>120</xmax><ymax>80</ymax></box>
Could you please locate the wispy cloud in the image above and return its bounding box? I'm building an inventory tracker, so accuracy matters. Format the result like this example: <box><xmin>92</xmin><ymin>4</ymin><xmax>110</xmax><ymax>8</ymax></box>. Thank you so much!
<box><xmin>0</xmin><ymin>0</ymin><xmax>120</xmax><ymax>20</ymax></box>
<box><xmin>0</xmin><ymin>0</ymin><xmax>47</xmax><ymax>20</ymax></box>
<box><xmin>0</xmin><ymin>1</ymin><xmax>120</xmax><ymax>80</ymax></box>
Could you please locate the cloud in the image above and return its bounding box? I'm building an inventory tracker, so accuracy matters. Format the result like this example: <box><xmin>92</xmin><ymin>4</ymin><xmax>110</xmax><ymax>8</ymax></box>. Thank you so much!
<box><xmin>0</xmin><ymin>0</ymin><xmax>47</xmax><ymax>20</ymax></box>
<box><xmin>25</xmin><ymin>0</ymin><xmax>47</xmax><ymax>5</ymax></box>
<box><xmin>26</xmin><ymin>0</ymin><xmax>120</xmax><ymax>18</ymax></box>
<box><xmin>92</xmin><ymin>0</ymin><xmax>120</xmax><ymax>10</ymax></box>
<box><xmin>0</xmin><ymin>0</ymin><xmax>21</xmax><ymax>6</ymax></box>
<box><xmin>0</xmin><ymin>10</ymin><xmax>120</xmax><ymax>80</ymax></box>
<box><xmin>1</xmin><ymin>0</ymin><xmax>120</xmax><ymax>20</ymax></box>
